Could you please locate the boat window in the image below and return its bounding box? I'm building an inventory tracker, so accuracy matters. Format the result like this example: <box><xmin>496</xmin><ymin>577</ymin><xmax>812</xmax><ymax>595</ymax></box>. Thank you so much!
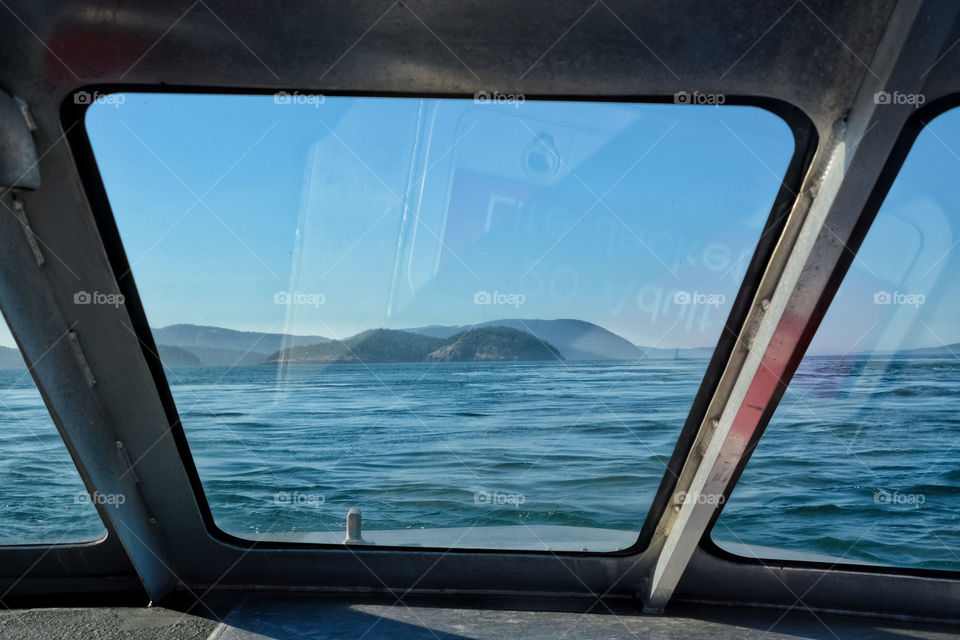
<box><xmin>713</xmin><ymin>106</ymin><xmax>960</xmax><ymax>571</ymax></box>
<box><xmin>86</xmin><ymin>93</ymin><xmax>793</xmax><ymax>551</ymax></box>
<box><xmin>0</xmin><ymin>317</ymin><xmax>107</xmax><ymax>545</ymax></box>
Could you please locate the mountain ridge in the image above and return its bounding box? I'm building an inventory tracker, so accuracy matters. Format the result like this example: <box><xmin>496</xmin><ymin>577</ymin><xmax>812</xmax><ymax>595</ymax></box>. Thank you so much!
<box><xmin>267</xmin><ymin>326</ymin><xmax>562</xmax><ymax>364</ymax></box>
<box><xmin>404</xmin><ymin>318</ymin><xmax>709</xmax><ymax>361</ymax></box>
<box><xmin>151</xmin><ymin>320</ymin><xmax>712</xmax><ymax>366</ymax></box>
<box><xmin>894</xmin><ymin>343</ymin><xmax>960</xmax><ymax>357</ymax></box>
<box><xmin>152</xmin><ymin>324</ymin><xmax>329</xmax><ymax>366</ymax></box>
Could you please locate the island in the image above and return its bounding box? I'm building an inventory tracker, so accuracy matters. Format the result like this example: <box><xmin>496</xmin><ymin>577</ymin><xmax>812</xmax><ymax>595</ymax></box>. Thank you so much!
<box><xmin>266</xmin><ymin>326</ymin><xmax>562</xmax><ymax>364</ymax></box>
<box><xmin>149</xmin><ymin>318</ymin><xmax>715</xmax><ymax>367</ymax></box>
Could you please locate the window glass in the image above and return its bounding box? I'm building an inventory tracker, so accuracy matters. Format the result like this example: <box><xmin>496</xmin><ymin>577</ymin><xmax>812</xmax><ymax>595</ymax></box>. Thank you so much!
<box><xmin>0</xmin><ymin>320</ymin><xmax>106</xmax><ymax>544</ymax></box>
<box><xmin>714</xmin><ymin>107</ymin><xmax>960</xmax><ymax>571</ymax></box>
<box><xmin>87</xmin><ymin>93</ymin><xmax>793</xmax><ymax>550</ymax></box>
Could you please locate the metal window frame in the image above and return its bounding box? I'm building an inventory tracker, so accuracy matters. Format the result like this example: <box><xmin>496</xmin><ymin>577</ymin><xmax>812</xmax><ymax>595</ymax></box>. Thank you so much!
<box><xmin>3</xmin><ymin>0</ymin><xmax>959</xmax><ymax>619</ymax></box>
<box><xmin>0</xmin><ymin>192</ymin><xmax>145</xmax><ymax>601</ymax></box>
<box><xmin>639</xmin><ymin>1</ymin><xmax>960</xmax><ymax>616</ymax></box>
<box><xmin>63</xmin><ymin>87</ymin><xmax>816</xmax><ymax>558</ymax></box>
<box><xmin>698</xmin><ymin>91</ymin><xmax>960</xmax><ymax>582</ymax></box>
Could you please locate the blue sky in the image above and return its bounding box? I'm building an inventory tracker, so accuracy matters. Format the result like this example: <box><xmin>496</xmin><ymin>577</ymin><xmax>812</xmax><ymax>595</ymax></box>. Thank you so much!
<box><xmin>805</xmin><ymin>107</ymin><xmax>960</xmax><ymax>355</ymax></box>
<box><xmin>13</xmin><ymin>93</ymin><xmax>944</xmax><ymax>356</ymax></box>
<box><xmin>80</xmin><ymin>94</ymin><xmax>791</xmax><ymax>350</ymax></box>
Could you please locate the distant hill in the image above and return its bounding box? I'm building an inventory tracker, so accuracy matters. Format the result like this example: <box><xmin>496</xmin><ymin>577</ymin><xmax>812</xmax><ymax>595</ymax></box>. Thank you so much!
<box><xmin>0</xmin><ymin>346</ymin><xmax>25</xmax><ymax>369</ymax></box>
<box><xmin>427</xmin><ymin>326</ymin><xmax>562</xmax><ymax>362</ymax></box>
<box><xmin>269</xmin><ymin>329</ymin><xmax>444</xmax><ymax>364</ymax></box>
<box><xmin>896</xmin><ymin>343</ymin><xmax>960</xmax><ymax>357</ymax></box>
<box><xmin>151</xmin><ymin>320</ymin><xmax>710</xmax><ymax>366</ymax></box>
<box><xmin>409</xmin><ymin>325</ymin><xmax>466</xmax><ymax>340</ymax></box>
<box><xmin>153</xmin><ymin>324</ymin><xmax>328</xmax><ymax>366</ymax></box>
<box><xmin>405</xmin><ymin>319</ymin><xmax>709</xmax><ymax>360</ymax></box>
<box><xmin>268</xmin><ymin>327</ymin><xmax>562</xmax><ymax>364</ymax></box>
<box><xmin>157</xmin><ymin>345</ymin><xmax>202</xmax><ymax>367</ymax></box>
<box><xmin>170</xmin><ymin>345</ymin><xmax>266</xmax><ymax>366</ymax></box>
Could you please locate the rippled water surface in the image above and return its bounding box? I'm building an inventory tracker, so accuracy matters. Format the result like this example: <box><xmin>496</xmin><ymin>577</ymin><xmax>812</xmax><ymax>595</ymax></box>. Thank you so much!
<box><xmin>171</xmin><ymin>360</ymin><xmax>701</xmax><ymax>544</ymax></box>
<box><xmin>2</xmin><ymin>358</ymin><xmax>958</xmax><ymax>569</ymax></box>
<box><xmin>716</xmin><ymin>356</ymin><xmax>960</xmax><ymax>571</ymax></box>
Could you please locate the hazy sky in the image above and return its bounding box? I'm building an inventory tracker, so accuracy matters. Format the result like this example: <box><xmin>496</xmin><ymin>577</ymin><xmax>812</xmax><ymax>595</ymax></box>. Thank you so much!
<box><xmin>83</xmin><ymin>94</ymin><xmax>794</xmax><ymax>349</ymax></box>
<box><xmin>804</xmin><ymin>106</ymin><xmax>960</xmax><ymax>355</ymax></box>
<box><xmin>3</xmin><ymin>94</ymin><xmax>953</xmax><ymax>356</ymax></box>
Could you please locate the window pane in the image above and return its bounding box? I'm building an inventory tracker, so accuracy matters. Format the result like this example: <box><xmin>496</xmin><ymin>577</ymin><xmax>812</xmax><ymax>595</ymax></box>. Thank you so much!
<box><xmin>87</xmin><ymin>94</ymin><xmax>793</xmax><ymax>550</ymax></box>
<box><xmin>714</xmin><ymin>107</ymin><xmax>960</xmax><ymax>571</ymax></box>
<box><xmin>0</xmin><ymin>320</ymin><xmax>106</xmax><ymax>544</ymax></box>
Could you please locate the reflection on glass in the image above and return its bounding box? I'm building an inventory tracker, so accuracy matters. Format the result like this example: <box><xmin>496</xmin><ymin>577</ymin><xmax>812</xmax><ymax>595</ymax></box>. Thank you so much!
<box><xmin>715</xmin><ymin>108</ymin><xmax>960</xmax><ymax>571</ymax></box>
<box><xmin>0</xmin><ymin>320</ymin><xmax>106</xmax><ymax>545</ymax></box>
<box><xmin>87</xmin><ymin>94</ymin><xmax>793</xmax><ymax>550</ymax></box>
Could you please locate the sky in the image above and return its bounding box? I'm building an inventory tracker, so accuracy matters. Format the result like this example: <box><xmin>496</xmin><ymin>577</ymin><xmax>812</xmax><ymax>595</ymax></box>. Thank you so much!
<box><xmin>80</xmin><ymin>93</ymin><xmax>793</xmax><ymax>350</ymax></box>
<box><xmin>0</xmin><ymin>93</ymin><xmax>949</xmax><ymax>356</ymax></box>
<box><xmin>804</xmin><ymin>107</ymin><xmax>960</xmax><ymax>355</ymax></box>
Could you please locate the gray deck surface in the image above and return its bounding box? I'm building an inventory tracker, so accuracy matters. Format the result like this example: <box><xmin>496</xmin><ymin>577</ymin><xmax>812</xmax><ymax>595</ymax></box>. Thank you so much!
<box><xmin>1</xmin><ymin>595</ymin><xmax>958</xmax><ymax>639</ymax></box>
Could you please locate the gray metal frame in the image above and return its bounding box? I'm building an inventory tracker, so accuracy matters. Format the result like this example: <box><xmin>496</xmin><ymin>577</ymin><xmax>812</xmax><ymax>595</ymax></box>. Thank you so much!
<box><xmin>0</xmin><ymin>0</ymin><xmax>958</xmax><ymax>621</ymax></box>
<box><xmin>644</xmin><ymin>0</ymin><xmax>960</xmax><ymax>611</ymax></box>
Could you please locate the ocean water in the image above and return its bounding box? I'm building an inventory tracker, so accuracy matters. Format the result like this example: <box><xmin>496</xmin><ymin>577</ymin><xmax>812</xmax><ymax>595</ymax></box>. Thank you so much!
<box><xmin>1</xmin><ymin>358</ymin><xmax>957</xmax><ymax>570</ymax></box>
<box><xmin>716</xmin><ymin>356</ymin><xmax>960</xmax><ymax>571</ymax></box>
<box><xmin>170</xmin><ymin>360</ymin><xmax>700</xmax><ymax>544</ymax></box>
<box><xmin>0</xmin><ymin>373</ymin><xmax>108</xmax><ymax>544</ymax></box>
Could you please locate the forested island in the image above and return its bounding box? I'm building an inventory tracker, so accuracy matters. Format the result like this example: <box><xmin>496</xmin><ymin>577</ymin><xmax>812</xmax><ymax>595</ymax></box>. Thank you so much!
<box><xmin>266</xmin><ymin>326</ymin><xmax>562</xmax><ymax>364</ymax></box>
<box><xmin>147</xmin><ymin>318</ymin><xmax>714</xmax><ymax>367</ymax></box>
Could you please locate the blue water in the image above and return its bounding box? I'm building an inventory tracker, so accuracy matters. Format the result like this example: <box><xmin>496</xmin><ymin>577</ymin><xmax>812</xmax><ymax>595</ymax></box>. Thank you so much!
<box><xmin>169</xmin><ymin>360</ymin><xmax>699</xmax><ymax>542</ymax></box>
<box><xmin>1</xmin><ymin>358</ymin><xmax>957</xmax><ymax>570</ymax></box>
<box><xmin>0</xmin><ymin>372</ymin><xmax>108</xmax><ymax>544</ymax></box>
<box><xmin>716</xmin><ymin>356</ymin><xmax>960</xmax><ymax>571</ymax></box>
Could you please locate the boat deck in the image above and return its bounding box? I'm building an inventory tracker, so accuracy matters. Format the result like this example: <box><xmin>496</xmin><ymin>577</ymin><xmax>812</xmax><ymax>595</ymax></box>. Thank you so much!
<box><xmin>2</xmin><ymin>595</ymin><xmax>957</xmax><ymax>639</ymax></box>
